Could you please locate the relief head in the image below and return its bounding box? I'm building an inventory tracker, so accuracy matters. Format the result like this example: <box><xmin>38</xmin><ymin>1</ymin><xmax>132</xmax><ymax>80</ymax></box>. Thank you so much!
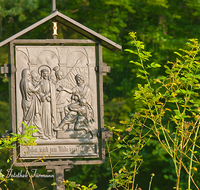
<box><xmin>31</xmin><ymin>70</ymin><xmax>40</xmax><ymax>82</ymax></box>
<box><xmin>41</xmin><ymin>69</ymin><xmax>50</xmax><ymax>80</ymax></box>
<box><xmin>79</xmin><ymin>98</ymin><xmax>86</xmax><ymax>106</ymax></box>
<box><xmin>53</xmin><ymin>66</ymin><xmax>63</xmax><ymax>80</ymax></box>
<box><xmin>21</xmin><ymin>69</ymin><xmax>31</xmax><ymax>82</ymax></box>
<box><xmin>75</xmin><ymin>74</ymin><xmax>84</xmax><ymax>86</ymax></box>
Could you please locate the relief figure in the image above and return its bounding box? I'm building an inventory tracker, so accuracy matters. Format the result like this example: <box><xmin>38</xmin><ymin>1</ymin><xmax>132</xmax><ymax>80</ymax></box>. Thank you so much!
<box><xmin>53</xmin><ymin>74</ymin><xmax>94</xmax><ymax>137</ymax></box>
<box><xmin>53</xmin><ymin>66</ymin><xmax>71</xmax><ymax>125</ymax></box>
<box><xmin>54</xmin><ymin>98</ymin><xmax>93</xmax><ymax>138</ymax></box>
<box><xmin>20</xmin><ymin>69</ymin><xmax>44</xmax><ymax>137</ymax></box>
<box><xmin>72</xmin><ymin>74</ymin><xmax>91</xmax><ymax>104</ymax></box>
<box><xmin>57</xmin><ymin>74</ymin><xmax>91</xmax><ymax>105</ymax></box>
<box><xmin>73</xmin><ymin>98</ymin><xmax>93</xmax><ymax>137</ymax></box>
<box><xmin>39</xmin><ymin>68</ymin><xmax>58</xmax><ymax>139</ymax></box>
<box><xmin>30</xmin><ymin>70</ymin><xmax>45</xmax><ymax>138</ymax></box>
<box><xmin>53</xmin><ymin>94</ymin><xmax>80</xmax><ymax>131</ymax></box>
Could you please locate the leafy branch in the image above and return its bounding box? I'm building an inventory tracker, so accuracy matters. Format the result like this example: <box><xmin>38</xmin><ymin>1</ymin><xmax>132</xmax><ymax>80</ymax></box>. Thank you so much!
<box><xmin>126</xmin><ymin>32</ymin><xmax>200</xmax><ymax>190</ymax></box>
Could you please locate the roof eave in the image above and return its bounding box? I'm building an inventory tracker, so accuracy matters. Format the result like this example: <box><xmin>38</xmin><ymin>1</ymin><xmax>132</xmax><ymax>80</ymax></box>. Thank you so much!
<box><xmin>0</xmin><ymin>11</ymin><xmax>122</xmax><ymax>52</ymax></box>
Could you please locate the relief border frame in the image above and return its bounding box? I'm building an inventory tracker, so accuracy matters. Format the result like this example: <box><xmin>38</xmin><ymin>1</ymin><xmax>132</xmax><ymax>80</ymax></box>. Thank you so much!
<box><xmin>10</xmin><ymin>39</ymin><xmax>106</xmax><ymax>167</ymax></box>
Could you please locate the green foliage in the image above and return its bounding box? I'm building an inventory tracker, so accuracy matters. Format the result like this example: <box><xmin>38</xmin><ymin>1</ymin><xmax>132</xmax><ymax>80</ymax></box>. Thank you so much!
<box><xmin>106</xmin><ymin>120</ymin><xmax>153</xmax><ymax>190</ymax></box>
<box><xmin>126</xmin><ymin>32</ymin><xmax>200</xmax><ymax>190</ymax></box>
<box><xmin>0</xmin><ymin>123</ymin><xmax>37</xmax><ymax>151</ymax></box>
<box><xmin>2</xmin><ymin>0</ymin><xmax>200</xmax><ymax>189</ymax></box>
<box><xmin>11</xmin><ymin>122</ymin><xmax>37</xmax><ymax>146</ymax></box>
<box><xmin>0</xmin><ymin>123</ymin><xmax>38</xmax><ymax>189</ymax></box>
<box><xmin>0</xmin><ymin>0</ymin><xmax>38</xmax><ymax>22</ymax></box>
<box><xmin>55</xmin><ymin>180</ymin><xmax>97</xmax><ymax>190</ymax></box>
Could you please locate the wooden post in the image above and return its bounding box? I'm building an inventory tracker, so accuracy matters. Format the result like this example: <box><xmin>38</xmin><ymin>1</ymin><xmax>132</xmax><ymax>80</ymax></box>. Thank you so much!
<box><xmin>52</xmin><ymin>0</ymin><xmax>56</xmax><ymax>12</ymax></box>
<box><xmin>46</xmin><ymin>164</ymin><xmax>73</xmax><ymax>190</ymax></box>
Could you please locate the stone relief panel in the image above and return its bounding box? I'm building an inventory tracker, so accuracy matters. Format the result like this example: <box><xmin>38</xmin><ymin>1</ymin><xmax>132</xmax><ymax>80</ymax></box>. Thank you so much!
<box><xmin>15</xmin><ymin>46</ymin><xmax>98</xmax><ymax>158</ymax></box>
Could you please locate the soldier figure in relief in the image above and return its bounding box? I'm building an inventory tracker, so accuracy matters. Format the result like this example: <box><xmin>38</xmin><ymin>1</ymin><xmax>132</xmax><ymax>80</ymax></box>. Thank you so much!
<box><xmin>56</xmin><ymin>74</ymin><xmax>91</xmax><ymax>105</ymax></box>
<box><xmin>54</xmin><ymin>74</ymin><xmax>94</xmax><ymax>137</ymax></box>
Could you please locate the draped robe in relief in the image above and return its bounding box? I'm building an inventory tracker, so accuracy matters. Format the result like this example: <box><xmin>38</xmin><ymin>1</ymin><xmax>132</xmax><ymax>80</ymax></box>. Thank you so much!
<box><xmin>20</xmin><ymin>69</ymin><xmax>43</xmax><ymax>136</ymax></box>
<box><xmin>40</xmin><ymin>79</ymin><xmax>57</xmax><ymax>138</ymax></box>
<box><xmin>72</xmin><ymin>85</ymin><xmax>91</xmax><ymax>104</ymax></box>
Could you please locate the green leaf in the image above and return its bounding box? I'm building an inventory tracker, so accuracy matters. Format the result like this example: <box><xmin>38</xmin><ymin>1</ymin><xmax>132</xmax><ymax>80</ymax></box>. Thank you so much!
<box><xmin>151</xmin><ymin>62</ymin><xmax>161</xmax><ymax>68</ymax></box>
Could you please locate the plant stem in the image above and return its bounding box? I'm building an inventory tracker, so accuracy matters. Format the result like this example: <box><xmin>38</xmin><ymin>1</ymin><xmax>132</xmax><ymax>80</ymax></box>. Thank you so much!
<box><xmin>188</xmin><ymin>124</ymin><xmax>200</xmax><ymax>190</ymax></box>
<box><xmin>176</xmin><ymin>156</ymin><xmax>182</xmax><ymax>190</ymax></box>
<box><xmin>132</xmin><ymin>164</ymin><xmax>137</xmax><ymax>190</ymax></box>
<box><xmin>148</xmin><ymin>174</ymin><xmax>154</xmax><ymax>190</ymax></box>
<box><xmin>106</xmin><ymin>142</ymin><xmax>114</xmax><ymax>179</ymax></box>
<box><xmin>176</xmin><ymin>138</ymin><xmax>183</xmax><ymax>190</ymax></box>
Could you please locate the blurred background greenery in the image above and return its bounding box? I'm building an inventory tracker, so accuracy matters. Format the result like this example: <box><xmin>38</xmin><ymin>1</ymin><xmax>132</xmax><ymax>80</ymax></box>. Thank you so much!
<box><xmin>1</xmin><ymin>0</ymin><xmax>200</xmax><ymax>189</ymax></box>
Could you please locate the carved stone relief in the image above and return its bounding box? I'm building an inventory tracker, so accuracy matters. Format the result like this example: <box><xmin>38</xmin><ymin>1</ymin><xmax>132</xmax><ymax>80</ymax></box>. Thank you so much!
<box><xmin>15</xmin><ymin>46</ymin><xmax>98</xmax><ymax>158</ymax></box>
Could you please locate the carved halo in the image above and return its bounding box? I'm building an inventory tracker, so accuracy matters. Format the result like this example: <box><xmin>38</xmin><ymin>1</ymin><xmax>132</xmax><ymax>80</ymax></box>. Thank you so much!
<box><xmin>38</xmin><ymin>65</ymin><xmax>52</xmax><ymax>76</ymax></box>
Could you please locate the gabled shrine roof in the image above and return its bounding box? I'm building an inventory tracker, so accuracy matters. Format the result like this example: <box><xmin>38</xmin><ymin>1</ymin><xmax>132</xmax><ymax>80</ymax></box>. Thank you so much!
<box><xmin>0</xmin><ymin>11</ymin><xmax>122</xmax><ymax>52</ymax></box>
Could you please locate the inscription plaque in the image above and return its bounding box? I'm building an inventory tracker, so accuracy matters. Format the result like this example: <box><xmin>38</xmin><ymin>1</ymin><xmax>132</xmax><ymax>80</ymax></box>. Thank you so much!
<box><xmin>20</xmin><ymin>144</ymin><xmax>98</xmax><ymax>158</ymax></box>
<box><xmin>15</xmin><ymin>45</ymin><xmax>98</xmax><ymax>159</ymax></box>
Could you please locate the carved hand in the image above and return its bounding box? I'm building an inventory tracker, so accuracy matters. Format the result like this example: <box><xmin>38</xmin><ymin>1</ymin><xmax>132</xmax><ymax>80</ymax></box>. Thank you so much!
<box><xmin>90</xmin><ymin>118</ymin><xmax>95</xmax><ymax>123</ymax></box>
<box><xmin>52</xmin><ymin>117</ymin><xmax>55</xmax><ymax>124</ymax></box>
<box><xmin>46</xmin><ymin>96</ymin><xmax>51</xmax><ymax>102</ymax></box>
<box><xmin>74</xmin><ymin>92</ymin><xmax>81</xmax><ymax>100</ymax></box>
<box><xmin>57</xmin><ymin>86</ymin><xmax>62</xmax><ymax>92</ymax></box>
<box><xmin>41</xmin><ymin>96</ymin><xmax>45</xmax><ymax>102</ymax></box>
<box><xmin>39</xmin><ymin>81</ymin><xmax>44</xmax><ymax>86</ymax></box>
